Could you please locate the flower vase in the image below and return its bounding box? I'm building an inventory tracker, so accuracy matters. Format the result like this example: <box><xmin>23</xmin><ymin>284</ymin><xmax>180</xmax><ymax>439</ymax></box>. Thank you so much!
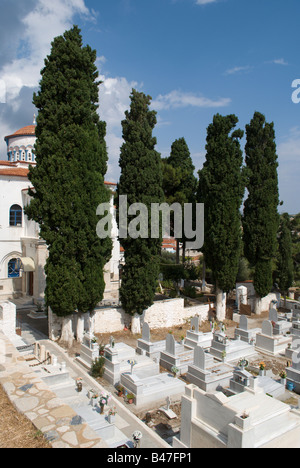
<box><xmin>100</xmin><ymin>404</ymin><xmax>105</xmax><ymax>414</ymax></box>
<box><xmin>108</xmin><ymin>414</ymin><xmax>115</xmax><ymax>424</ymax></box>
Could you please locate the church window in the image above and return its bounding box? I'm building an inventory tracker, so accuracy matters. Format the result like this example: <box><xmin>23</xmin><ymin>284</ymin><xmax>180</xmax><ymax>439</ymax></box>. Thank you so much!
<box><xmin>8</xmin><ymin>258</ymin><xmax>22</xmax><ymax>278</ymax></box>
<box><xmin>9</xmin><ymin>204</ymin><xmax>22</xmax><ymax>226</ymax></box>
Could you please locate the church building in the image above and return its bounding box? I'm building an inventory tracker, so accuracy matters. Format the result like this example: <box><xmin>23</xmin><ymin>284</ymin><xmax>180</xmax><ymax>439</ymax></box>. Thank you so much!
<box><xmin>0</xmin><ymin>121</ymin><xmax>121</xmax><ymax>305</ymax></box>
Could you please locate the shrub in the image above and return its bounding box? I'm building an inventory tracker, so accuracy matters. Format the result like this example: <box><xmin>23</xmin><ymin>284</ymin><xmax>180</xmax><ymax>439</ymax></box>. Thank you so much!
<box><xmin>91</xmin><ymin>357</ymin><xmax>105</xmax><ymax>378</ymax></box>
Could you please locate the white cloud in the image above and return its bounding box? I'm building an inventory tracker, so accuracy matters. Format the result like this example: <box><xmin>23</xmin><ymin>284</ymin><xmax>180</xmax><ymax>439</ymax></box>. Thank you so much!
<box><xmin>277</xmin><ymin>127</ymin><xmax>300</xmax><ymax>163</ymax></box>
<box><xmin>0</xmin><ymin>0</ymin><xmax>96</xmax><ymax>157</ymax></box>
<box><xmin>196</xmin><ymin>0</ymin><xmax>218</xmax><ymax>4</ymax></box>
<box><xmin>0</xmin><ymin>0</ymin><xmax>94</xmax><ymax>103</ymax></box>
<box><xmin>152</xmin><ymin>90</ymin><xmax>231</xmax><ymax>111</ymax></box>
<box><xmin>277</xmin><ymin>128</ymin><xmax>300</xmax><ymax>213</ymax></box>
<box><xmin>272</xmin><ymin>58</ymin><xmax>289</xmax><ymax>66</ymax></box>
<box><xmin>99</xmin><ymin>76</ymin><xmax>138</xmax><ymax>128</ymax></box>
<box><xmin>224</xmin><ymin>65</ymin><xmax>252</xmax><ymax>76</ymax></box>
<box><xmin>98</xmin><ymin>74</ymin><xmax>141</xmax><ymax>182</ymax></box>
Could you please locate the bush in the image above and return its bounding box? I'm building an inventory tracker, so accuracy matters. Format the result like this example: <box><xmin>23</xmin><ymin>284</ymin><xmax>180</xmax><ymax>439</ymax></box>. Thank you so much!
<box><xmin>182</xmin><ymin>285</ymin><xmax>197</xmax><ymax>299</ymax></box>
<box><xmin>91</xmin><ymin>357</ymin><xmax>105</xmax><ymax>378</ymax></box>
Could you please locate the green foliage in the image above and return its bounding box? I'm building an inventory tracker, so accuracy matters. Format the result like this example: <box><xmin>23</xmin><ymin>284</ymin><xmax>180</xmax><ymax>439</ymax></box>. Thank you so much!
<box><xmin>162</xmin><ymin>138</ymin><xmax>198</xmax><ymax>261</ymax></box>
<box><xmin>168</xmin><ymin>138</ymin><xmax>197</xmax><ymax>204</ymax></box>
<box><xmin>182</xmin><ymin>285</ymin><xmax>197</xmax><ymax>299</ymax></box>
<box><xmin>236</xmin><ymin>257</ymin><xmax>252</xmax><ymax>282</ymax></box>
<box><xmin>116</xmin><ymin>90</ymin><xmax>164</xmax><ymax>316</ymax></box>
<box><xmin>243</xmin><ymin>112</ymin><xmax>280</xmax><ymax>298</ymax></box>
<box><xmin>254</xmin><ymin>259</ymin><xmax>273</xmax><ymax>298</ymax></box>
<box><xmin>198</xmin><ymin>114</ymin><xmax>245</xmax><ymax>293</ymax></box>
<box><xmin>91</xmin><ymin>357</ymin><xmax>105</xmax><ymax>378</ymax></box>
<box><xmin>291</xmin><ymin>213</ymin><xmax>300</xmax><ymax>283</ymax></box>
<box><xmin>25</xmin><ymin>26</ymin><xmax>112</xmax><ymax>317</ymax></box>
<box><xmin>276</xmin><ymin>213</ymin><xmax>294</xmax><ymax>293</ymax></box>
<box><xmin>160</xmin><ymin>263</ymin><xmax>185</xmax><ymax>282</ymax></box>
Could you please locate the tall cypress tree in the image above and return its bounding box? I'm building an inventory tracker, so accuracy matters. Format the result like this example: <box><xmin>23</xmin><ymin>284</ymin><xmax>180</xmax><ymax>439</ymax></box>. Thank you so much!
<box><xmin>198</xmin><ymin>114</ymin><xmax>245</xmax><ymax>320</ymax></box>
<box><xmin>167</xmin><ymin>138</ymin><xmax>197</xmax><ymax>263</ymax></box>
<box><xmin>243</xmin><ymin>112</ymin><xmax>279</xmax><ymax>314</ymax></box>
<box><xmin>25</xmin><ymin>26</ymin><xmax>112</xmax><ymax>343</ymax></box>
<box><xmin>277</xmin><ymin>213</ymin><xmax>294</xmax><ymax>307</ymax></box>
<box><xmin>116</xmin><ymin>89</ymin><xmax>164</xmax><ymax>333</ymax></box>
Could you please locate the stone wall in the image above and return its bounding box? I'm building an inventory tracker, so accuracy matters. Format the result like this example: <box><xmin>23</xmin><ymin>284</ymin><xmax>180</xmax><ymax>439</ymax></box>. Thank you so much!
<box><xmin>94</xmin><ymin>298</ymin><xmax>211</xmax><ymax>334</ymax></box>
<box><xmin>48</xmin><ymin>298</ymin><xmax>213</xmax><ymax>339</ymax></box>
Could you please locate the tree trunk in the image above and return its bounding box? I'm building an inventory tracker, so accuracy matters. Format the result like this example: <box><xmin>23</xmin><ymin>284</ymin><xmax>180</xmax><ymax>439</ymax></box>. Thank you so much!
<box><xmin>76</xmin><ymin>313</ymin><xmax>85</xmax><ymax>343</ymax></box>
<box><xmin>60</xmin><ymin>316</ymin><xmax>74</xmax><ymax>348</ymax></box>
<box><xmin>176</xmin><ymin>239</ymin><xmax>180</xmax><ymax>264</ymax></box>
<box><xmin>254</xmin><ymin>295</ymin><xmax>263</xmax><ymax>315</ymax></box>
<box><xmin>202</xmin><ymin>260</ymin><xmax>206</xmax><ymax>292</ymax></box>
<box><xmin>182</xmin><ymin>240</ymin><xmax>186</xmax><ymax>264</ymax></box>
<box><xmin>216</xmin><ymin>286</ymin><xmax>226</xmax><ymax>321</ymax></box>
<box><xmin>131</xmin><ymin>313</ymin><xmax>141</xmax><ymax>335</ymax></box>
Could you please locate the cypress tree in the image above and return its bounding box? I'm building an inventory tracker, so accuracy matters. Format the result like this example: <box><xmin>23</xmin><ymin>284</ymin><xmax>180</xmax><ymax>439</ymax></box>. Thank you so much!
<box><xmin>167</xmin><ymin>138</ymin><xmax>197</xmax><ymax>263</ymax></box>
<box><xmin>277</xmin><ymin>213</ymin><xmax>294</xmax><ymax>306</ymax></box>
<box><xmin>243</xmin><ymin>112</ymin><xmax>279</xmax><ymax>314</ymax></box>
<box><xmin>198</xmin><ymin>114</ymin><xmax>245</xmax><ymax>320</ymax></box>
<box><xmin>116</xmin><ymin>89</ymin><xmax>164</xmax><ymax>333</ymax></box>
<box><xmin>25</xmin><ymin>26</ymin><xmax>112</xmax><ymax>343</ymax></box>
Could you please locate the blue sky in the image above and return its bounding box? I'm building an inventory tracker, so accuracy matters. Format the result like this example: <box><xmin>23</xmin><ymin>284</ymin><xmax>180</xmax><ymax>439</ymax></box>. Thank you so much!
<box><xmin>0</xmin><ymin>0</ymin><xmax>300</xmax><ymax>213</ymax></box>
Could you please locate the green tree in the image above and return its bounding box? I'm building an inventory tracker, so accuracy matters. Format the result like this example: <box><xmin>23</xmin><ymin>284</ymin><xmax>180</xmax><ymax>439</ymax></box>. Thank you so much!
<box><xmin>243</xmin><ymin>112</ymin><xmax>279</xmax><ymax>314</ymax></box>
<box><xmin>290</xmin><ymin>213</ymin><xmax>300</xmax><ymax>284</ymax></box>
<box><xmin>116</xmin><ymin>89</ymin><xmax>164</xmax><ymax>333</ymax></box>
<box><xmin>166</xmin><ymin>138</ymin><xmax>197</xmax><ymax>263</ymax></box>
<box><xmin>198</xmin><ymin>114</ymin><xmax>245</xmax><ymax>320</ymax></box>
<box><xmin>25</xmin><ymin>26</ymin><xmax>112</xmax><ymax>344</ymax></box>
<box><xmin>277</xmin><ymin>213</ymin><xmax>294</xmax><ymax>306</ymax></box>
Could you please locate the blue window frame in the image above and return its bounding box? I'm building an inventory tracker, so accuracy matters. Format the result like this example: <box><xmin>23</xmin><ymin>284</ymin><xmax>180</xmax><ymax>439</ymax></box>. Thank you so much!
<box><xmin>8</xmin><ymin>258</ymin><xmax>22</xmax><ymax>278</ymax></box>
<box><xmin>9</xmin><ymin>204</ymin><xmax>22</xmax><ymax>226</ymax></box>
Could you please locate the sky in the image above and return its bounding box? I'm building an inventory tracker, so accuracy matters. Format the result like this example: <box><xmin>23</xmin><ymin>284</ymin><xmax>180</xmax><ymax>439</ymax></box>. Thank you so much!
<box><xmin>0</xmin><ymin>0</ymin><xmax>300</xmax><ymax>213</ymax></box>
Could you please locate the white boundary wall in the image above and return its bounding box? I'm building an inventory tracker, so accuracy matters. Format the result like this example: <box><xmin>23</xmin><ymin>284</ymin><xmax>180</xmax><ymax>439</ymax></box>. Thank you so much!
<box><xmin>94</xmin><ymin>298</ymin><xmax>211</xmax><ymax>333</ymax></box>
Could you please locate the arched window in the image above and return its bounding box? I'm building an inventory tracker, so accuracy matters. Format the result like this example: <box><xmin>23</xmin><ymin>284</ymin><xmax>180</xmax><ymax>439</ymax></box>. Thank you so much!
<box><xmin>9</xmin><ymin>204</ymin><xmax>22</xmax><ymax>227</ymax></box>
<box><xmin>8</xmin><ymin>258</ymin><xmax>22</xmax><ymax>278</ymax></box>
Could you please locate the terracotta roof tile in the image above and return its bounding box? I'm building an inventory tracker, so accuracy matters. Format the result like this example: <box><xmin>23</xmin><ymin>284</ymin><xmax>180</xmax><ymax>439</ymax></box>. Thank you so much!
<box><xmin>4</xmin><ymin>125</ymin><xmax>36</xmax><ymax>140</ymax></box>
<box><xmin>0</xmin><ymin>168</ymin><xmax>29</xmax><ymax>177</ymax></box>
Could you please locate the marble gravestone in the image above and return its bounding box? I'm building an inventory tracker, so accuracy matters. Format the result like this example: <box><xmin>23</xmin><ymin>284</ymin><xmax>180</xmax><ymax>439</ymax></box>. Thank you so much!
<box><xmin>234</xmin><ymin>315</ymin><xmax>260</xmax><ymax>344</ymax></box>
<box><xmin>136</xmin><ymin>322</ymin><xmax>166</xmax><ymax>360</ymax></box>
<box><xmin>256</xmin><ymin>320</ymin><xmax>292</xmax><ymax>356</ymax></box>
<box><xmin>186</xmin><ymin>345</ymin><xmax>233</xmax><ymax>392</ymax></box>
<box><xmin>184</xmin><ymin>316</ymin><xmax>213</xmax><ymax>351</ymax></box>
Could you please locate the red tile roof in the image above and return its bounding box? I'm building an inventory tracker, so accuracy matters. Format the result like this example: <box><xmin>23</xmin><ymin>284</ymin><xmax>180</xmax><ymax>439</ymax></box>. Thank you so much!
<box><xmin>4</xmin><ymin>125</ymin><xmax>36</xmax><ymax>141</ymax></box>
<box><xmin>0</xmin><ymin>168</ymin><xmax>29</xmax><ymax>177</ymax></box>
<box><xmin>0</xmin><ymin>161</ymin><xmax>17</xmax><ymax>166</ymax></box>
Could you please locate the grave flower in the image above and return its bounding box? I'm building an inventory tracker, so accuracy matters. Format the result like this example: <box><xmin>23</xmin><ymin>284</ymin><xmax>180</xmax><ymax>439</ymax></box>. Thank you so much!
<box><xmin>108</xmin><ymin>406</ymin><xmax>117</xmax><ymax>416</ymax></box>
<box><xmin>127</xmin><ymin>393</ymin><xmax>135</xmax><ymax>404</ymax></box>
<box><xmin>76</xmin><ymin>377</ymin><xmax>83</xmax><ymax>392</ymax></box>
<box><xmin>171</xmin><ymin>366</ymin><xmax>179</xmax><ymax>378</ymax></box>
<box><xmin>132</xmin><ymin>430</ymin><xmax>143</xmax><ymax>448</ymax></box>
<box><xmin>99</xmin><ymin>392</ymin><xmax>111</xmax><ymax>408</ymax></box>
<box><xmin>238</xmin><ymin>358</ymin><xmax>249</xmax><ymax>370</ymax></box>
<box><xmin>259</xmin><ymin>362</ymin><xmax>266</xmax><ymax>371</ymax></box>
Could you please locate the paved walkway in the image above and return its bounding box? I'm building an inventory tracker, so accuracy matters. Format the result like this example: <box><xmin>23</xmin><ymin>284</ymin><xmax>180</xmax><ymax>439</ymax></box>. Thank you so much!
<box><xmin>0</xmin><ymin>324</ymin><xmax>170</xmax><ymax>449</ymax></box>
